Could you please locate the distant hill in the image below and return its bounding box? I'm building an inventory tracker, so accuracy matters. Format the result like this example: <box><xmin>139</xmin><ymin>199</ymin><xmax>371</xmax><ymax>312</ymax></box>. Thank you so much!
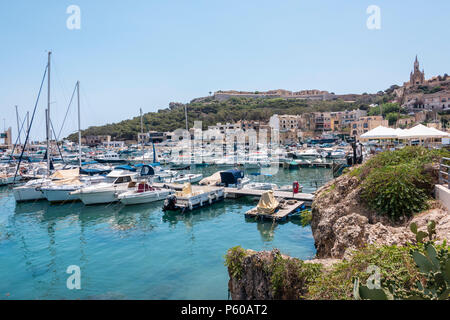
<box><xmin>67</xmin><ymin>93</ymin><xmax>393</xmax><ymax>141</ymax></box>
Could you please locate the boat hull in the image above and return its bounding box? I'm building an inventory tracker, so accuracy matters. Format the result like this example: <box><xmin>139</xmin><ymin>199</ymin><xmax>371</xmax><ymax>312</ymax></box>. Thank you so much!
<box><xmin>119</xmin><ymin>190</ymin><xmax>173</xmax><ymax>205</ymax></box>
<box><xmin>13</xmin><ymin>186</ymin><xmax>45</xmax><ymax>202</ymax></box>
<box><xmin>42</xmin><ymin>189</ymin><xmax>80</xmax><ymax>203</ymax></box>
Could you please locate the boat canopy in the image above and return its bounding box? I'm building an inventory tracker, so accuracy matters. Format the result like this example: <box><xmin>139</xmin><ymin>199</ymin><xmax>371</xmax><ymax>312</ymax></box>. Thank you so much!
<box><xmin>50</xmin><ymin>168</ymin><xmax>79</xmax><ymax>180</ymax></box>
<box><xmin>140</xmin><ymin>165</ymin><xmax>155</xmax><ymax>176</ymax></box>
<box><xmin>220</xmin><ymin>170</ymin><xmax>244</xmax><ymax>186</ymax></box>
<box><xmin>107</xmin><ymin>170</ymin><xmax>136</xmax><ymax>178</ymax></box>
<box><xmin>115</xmin><ymin>165</ymin><xmax>136</xmax><ymax>172</ymax></box>
<box><xmin>256</xmin><ymin>190</ymin><xmax>279</xmax><ymax>214</ymax></box>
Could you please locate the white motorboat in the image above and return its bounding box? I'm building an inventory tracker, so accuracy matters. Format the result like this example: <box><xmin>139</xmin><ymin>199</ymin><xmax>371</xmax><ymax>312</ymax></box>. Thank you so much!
<box><xmin>118</xmin><ymin>182</ymin><xmax>174</xmax><ymax>205</ymax></box>
<box><xmin>163</xmin><ymin>183</ymin><xmax>225</xmax><ymax>211</ymax></box>
<box><xmin>94</xmin><ymin>151</ymin><xmax>124</xmax><ymax>163</ymax></box>
<box><xmin>41</xmin><ymin>175</ymin><xmax>105</xmax><ymax>203</ymax></box>
<box><xmin>71</xmin><ymin>170</ymin><xmax>138</xmax><ymax>205</ymax></box>
<box><xmin>0</xmin><ymin>174</ymin><xmax>22</xmax><ymax>186</ymax></box>
<box><xmin>295</xmin><ymin>149</ymin><xmax>321</xmax><ymax>159</ymax></box>
<box><xmin>165</xmin><ymin>173</ymin><xmax>203</xmax><ymax>184</ymax></box>
<box><xmin>13</xmin><ymin>178</ymin><xmax>50</xmax><ymax>201</ymax></box>
<box><xmin>243</xmin><ymin>182</ymin><xmax>278</xmax><ymax>191</ymax></box>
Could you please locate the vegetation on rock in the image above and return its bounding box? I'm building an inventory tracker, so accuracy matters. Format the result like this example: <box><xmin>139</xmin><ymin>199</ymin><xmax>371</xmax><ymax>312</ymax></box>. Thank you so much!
<box><xmin>351</xmin><ymin>146</ymin><xmax>449</xmax><ymax>220</ymax></box>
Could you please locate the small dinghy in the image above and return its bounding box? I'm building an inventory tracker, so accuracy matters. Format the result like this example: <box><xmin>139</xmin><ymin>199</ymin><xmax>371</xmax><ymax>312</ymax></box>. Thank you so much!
<box><xmin>118</xmin><ymin>181</ymin><xmax>174</xmax><ymax>205</ymax></box>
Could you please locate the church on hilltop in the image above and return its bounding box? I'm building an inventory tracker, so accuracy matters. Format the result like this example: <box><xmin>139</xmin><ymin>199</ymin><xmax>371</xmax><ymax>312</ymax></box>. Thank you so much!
<box><xmin>405</xmin><ymin>55</ymin><xmax>425</xmax><ymax>87</ymax></box>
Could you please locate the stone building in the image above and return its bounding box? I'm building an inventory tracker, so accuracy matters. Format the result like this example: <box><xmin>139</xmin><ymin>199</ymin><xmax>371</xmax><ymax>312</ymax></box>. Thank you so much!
<box><xmin>84</xmin><ymin>135</ymin><xmax>111</xmax><ymax>147</ymax></box>
<box><xmin>351</xmin><ymin>116</ymin><xmax>388</xmax><ymax>137</ymax></box>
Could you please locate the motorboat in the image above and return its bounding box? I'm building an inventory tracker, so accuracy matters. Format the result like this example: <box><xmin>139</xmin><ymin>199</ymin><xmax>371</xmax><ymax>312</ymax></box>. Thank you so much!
<box><xmin>94</xmin><ymin>151</ymin><xmax>125</xmax><ymax>163</ymax></box>
<box><xmin>162</xmin><ymin>183</ymin><xmax>224</xmax><ymax>211</ymax></box>
<box><xmin>218</xmin><ymin>170</ymin><xmax>250</xmax><ymax>188</ymax></box>
<box><xmin>12</xmin><ymin>168</ymin><xmax>79</xmax><ymax>202</ymax></box>
<box><xmin>243</xmin><ymin>182</ymin><xmax>278</xmax><ymax>191</ymax></box>
<box><xmin>118</xmin><ymin>182</ymin><xmax>174</xmax><ymax>205</ymax></box>
<box><xmin>41</xmin><ymin>175</ymin><xmax>106</xmax><ymax>203</ymax></box>
<box><xmin>165</xmin><ymin>173</ymin><xmax>203</xmax><ymax>184</ymax></box>
<box><xmin>12</xmin><ymin>178</ymin><xmax>49</xmax><ymax>201</ymax></box>
<box><xmin>294</xmin><ymin>149</ymin><xmax>321</xmax><ymax>159</ymax></box>
<box><xmin>70</xmin><ymin>170</ymin><xmax>138</xmax><ymax>205</ymax></box>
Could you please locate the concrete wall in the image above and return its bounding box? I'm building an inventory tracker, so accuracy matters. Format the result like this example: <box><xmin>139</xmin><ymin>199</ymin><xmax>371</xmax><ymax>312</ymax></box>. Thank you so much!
<box><xmin>435</xmin><ymin>184</ymin><xmax>450</xmax><ymax>211</ymax></box>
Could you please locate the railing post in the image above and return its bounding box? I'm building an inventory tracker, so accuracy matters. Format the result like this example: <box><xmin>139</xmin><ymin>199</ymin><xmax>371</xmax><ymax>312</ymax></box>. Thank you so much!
<box><xmin>439</xmin><ymin>158</ymin><xmax>443</xmax><ymax>185</ymax></box>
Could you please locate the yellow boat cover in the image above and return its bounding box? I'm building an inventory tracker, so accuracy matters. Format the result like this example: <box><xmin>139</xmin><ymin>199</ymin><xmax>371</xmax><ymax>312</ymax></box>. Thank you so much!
<box><xmin>50</xmin><ymin>168</ymin><xmax>79</xmax><ymax>180</ymax></box>
<box><xmin>199</xmin><ymin>171</ymin><xmax>222</xmax><ymax>186</ymax></box>
<box><xmin>257</xmin><ymin>190</ymin><xmax>279</xmax><ymax>214</ymax></box>
<box><xmin>177</xmin><ymin>183</ymin><xmax>193</xmax><ymax>197</ymax></box>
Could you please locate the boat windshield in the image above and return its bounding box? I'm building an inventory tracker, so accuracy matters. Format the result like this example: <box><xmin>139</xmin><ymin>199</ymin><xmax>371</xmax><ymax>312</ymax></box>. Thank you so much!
<box><xmin>114</xmin><ymin>176</ymin><xmax>132</xmax><ymax>184</ymax></box>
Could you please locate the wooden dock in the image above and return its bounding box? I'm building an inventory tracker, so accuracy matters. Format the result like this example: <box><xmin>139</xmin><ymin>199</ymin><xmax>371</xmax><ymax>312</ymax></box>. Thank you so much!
<box><xmin>224</xmin><ymin>187</ymin><xmax>314</xmax><ymax>206</ymax></box>
<box><xmin>152</xmin><ymin>183</ymin><xmax>315</xmax><ymax>207</ymax></box>
<box><xmin>245</xmin><ymin>200</ymin><xmax>305</xmax><ymax>221</ymax></box>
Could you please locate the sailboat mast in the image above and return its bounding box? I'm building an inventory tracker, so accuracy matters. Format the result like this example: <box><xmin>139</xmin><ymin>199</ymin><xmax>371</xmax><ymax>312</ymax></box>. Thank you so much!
<box><xmin>15</xmin><ymin>105</ymin><xmax>21</xmax><ymax>146</ymax></box>
<box><xmin>140</xmin><ymin>108</ymin><xmax>144</xmax><ymax>161</ymax></box>
<box><xmin>77</xmin><ymin>81</ymin><xmax>82</xmax><ymax>168</ymax></box>
<box><xmin>46</xmin><ymin>51</ymin><xmax>52</xmax><ymax>174</ymax></box>
<box><xmin>184</xmin><ymin>104</ymin><xmax>188</xmax><ymax>131</ymax></box>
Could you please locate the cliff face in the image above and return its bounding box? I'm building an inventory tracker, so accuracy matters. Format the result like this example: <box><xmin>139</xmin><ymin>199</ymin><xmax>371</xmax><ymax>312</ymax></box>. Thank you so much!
<box><xmin>227</xmin><ymin>249</ymin><xmax>334</xmax><ymax>300</ymax></box>
<box><xmin>311</xmin><ymin>173</ymin><xmax>450</xmax><ymax>259</ymax></box>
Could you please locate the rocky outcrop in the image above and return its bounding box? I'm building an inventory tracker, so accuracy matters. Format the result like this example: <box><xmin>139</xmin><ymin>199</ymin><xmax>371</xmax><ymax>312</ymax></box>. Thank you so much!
<box><xmin>311</xmin><ymin>173</ymin><xmax>450</xmax><ymax>259</ymax></box>
<box><xmin>227</xmin><ymin>249</ymin><xmax>330</xmax><ymax>300</ymax></box>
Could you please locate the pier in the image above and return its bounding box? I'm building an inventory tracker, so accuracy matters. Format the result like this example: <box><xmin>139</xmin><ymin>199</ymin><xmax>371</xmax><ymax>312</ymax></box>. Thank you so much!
<box><xmin>153</xmin><ymin>182</ymin><xmax>315</xmax><ymax>206</ymax></box>
<box><xmin>245</xmin><ymin>200</ymin><xmax>305</xmax><ymax>221</ymax></box>
<box><xmin>223</xmin><ymin>187</ymin><xmax>314</xmax><ymax>206</ymax></box>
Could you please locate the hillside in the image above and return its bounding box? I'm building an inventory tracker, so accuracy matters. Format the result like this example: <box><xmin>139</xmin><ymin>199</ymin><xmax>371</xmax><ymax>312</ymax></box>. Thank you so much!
<box><xmin>67</xmin><ymin>93</ymin><xmax>393</xmax><ymax>141</ymax></box>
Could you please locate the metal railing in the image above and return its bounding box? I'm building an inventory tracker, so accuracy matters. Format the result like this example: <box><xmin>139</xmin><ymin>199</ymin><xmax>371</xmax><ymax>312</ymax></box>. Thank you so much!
<box><xmin>439</xmin><ymin>157</ymin><xmax>450</xmax><ymax>188</ymax></box>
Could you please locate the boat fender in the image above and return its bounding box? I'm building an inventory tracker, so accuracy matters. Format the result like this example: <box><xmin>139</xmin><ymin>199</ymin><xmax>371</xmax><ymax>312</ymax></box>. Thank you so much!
<box><xmin>188</xmin><ymin>202</ymin><xmax>193</xmax><ymax>211</ymax></box>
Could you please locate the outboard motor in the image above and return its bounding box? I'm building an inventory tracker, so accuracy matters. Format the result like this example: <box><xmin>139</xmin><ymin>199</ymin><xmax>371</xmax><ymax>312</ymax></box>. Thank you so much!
<box><xmin>163</xmin><ymin>195</ymin><xmax>177</xmax><ymax>211</ymax></box>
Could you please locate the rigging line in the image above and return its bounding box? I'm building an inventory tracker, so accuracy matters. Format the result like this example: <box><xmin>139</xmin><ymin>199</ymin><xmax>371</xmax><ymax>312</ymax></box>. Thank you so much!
<box><xmin>13</xmin><ymin>64</ymin><xmax>48</xmax><ymax>183</ymax></box>
<box><xmin>57</xmin><ymin>83</ymin><xmax>77</xmax><ymax>141</ymax></box>
<box><xmin>8</xmin><ymin>115</ymin><xmax>27</xmax><ymax>162</ymax></box>
<box><xmin>49</xmin><ymin>118</ymin><xmax>65</xmax><ymax>164</ymax></box>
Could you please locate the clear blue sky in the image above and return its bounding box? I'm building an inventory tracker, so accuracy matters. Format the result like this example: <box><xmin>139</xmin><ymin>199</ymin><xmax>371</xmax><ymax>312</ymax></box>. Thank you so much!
<box><xmin>0</xmin><ymin>0</ymin><xmax>449</xmax><ymax>141</ymax></box>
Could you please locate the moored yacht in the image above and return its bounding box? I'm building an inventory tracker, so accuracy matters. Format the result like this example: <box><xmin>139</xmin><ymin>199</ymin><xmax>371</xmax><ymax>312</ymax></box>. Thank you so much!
<box><xmin>70</xmin><ymin>170</ymin><xmax>138</xmax><ymax>205</ymax></box>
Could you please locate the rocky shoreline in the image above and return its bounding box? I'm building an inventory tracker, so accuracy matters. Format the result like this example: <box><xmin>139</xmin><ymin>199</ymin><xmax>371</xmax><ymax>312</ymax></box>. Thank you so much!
<box><xmin>311</xmin><ymin>172</ymin><xmax>450</xmax><ymax>259</ymax></box>
<box><xmin>227</xmin><ymin>162</ymin><xmax>450</xmax><ymax>299</ymax></box>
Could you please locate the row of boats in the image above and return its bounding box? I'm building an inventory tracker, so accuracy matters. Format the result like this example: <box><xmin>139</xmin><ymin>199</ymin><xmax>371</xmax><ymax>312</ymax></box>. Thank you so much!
<box><xmin>8</xmin><ymin>163</ymin><xmax>301</xmax><ymax>212</ymax></box>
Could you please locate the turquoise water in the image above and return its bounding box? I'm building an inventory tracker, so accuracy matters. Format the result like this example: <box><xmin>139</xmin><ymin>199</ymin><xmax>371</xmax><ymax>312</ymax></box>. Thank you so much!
<box><xmin>0</xmin><ymin>167</ymin><xmax>332</xmax><ymax>300</ymax></box>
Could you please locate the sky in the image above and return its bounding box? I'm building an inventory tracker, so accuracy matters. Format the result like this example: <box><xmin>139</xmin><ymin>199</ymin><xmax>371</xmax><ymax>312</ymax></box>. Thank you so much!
<box><xmin>0</xmin><ymin>0</ymin><xmax>449</xmax><ymax>141</ymax></box>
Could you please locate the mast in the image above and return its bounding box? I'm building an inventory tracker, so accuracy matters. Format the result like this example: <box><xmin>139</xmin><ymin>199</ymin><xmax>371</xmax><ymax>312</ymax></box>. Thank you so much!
<box><xmin>77</xmin><ymin>81</ymin><xmax>82</xmax><ymax>168</ymax></box>
<box><xmin>46</xmin><ymin>51</ymin><xmax>52</xmax><ymax>174</ymax></box>
<box><xmin>140</xmin><ymin>108</ymin><xmax>144</xmax><ymax>161</ymax></box>
<box><xmin>26</xmin><ymin>112</ymin><xmax>30</xmax><ymax>138</ymax></box>
<box><xmin>15</xmin><ymin>106</ymin><xmax>21</xmax><ymax>146</ymax></box>
<box><xmin>184</xmin><ymin>104</ymin><xmax>188</xmax><ymax>131</ymax></box>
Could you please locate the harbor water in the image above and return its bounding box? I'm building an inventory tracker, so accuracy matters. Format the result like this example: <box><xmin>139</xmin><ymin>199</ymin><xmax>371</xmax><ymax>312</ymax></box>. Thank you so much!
<box><xmin>0</xmin><ymin>166</ymin><xmax>332</xmax><ymax>300</ymax></box>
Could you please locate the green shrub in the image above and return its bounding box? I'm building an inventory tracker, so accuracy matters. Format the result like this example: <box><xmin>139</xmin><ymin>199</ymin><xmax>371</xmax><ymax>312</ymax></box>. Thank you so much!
<box><xmin>299</xmin><ymin>210</ymin><xmax>312</xmax><ymax>227</ymax></box>
<box><xmin>349</xmin><ymin>146</ymin><xmax>449</xmax><ymax>219</ymax></box>
<box><xmin>360</xmin><ymin>162</ymin><xmax>430</xmax><ymax>219</ymax></box>
<box><xmin>224</xmin><ymin>246</ymin><xmax>248</xmax><ymax>280</ymax></box>
<box><xmin>354</xmin><ymin>241</ymin><xmax>449</xmax><ymax>300</ymax></box>
<box><xmin>306</xmin><ymin>245</ymin><xmax>422</xmax><ymax>300</ymax></box>
<box><xmin>268</xmin><ymin>251</ymin><xmax>322</xmax><ymax>299</ymax></box>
